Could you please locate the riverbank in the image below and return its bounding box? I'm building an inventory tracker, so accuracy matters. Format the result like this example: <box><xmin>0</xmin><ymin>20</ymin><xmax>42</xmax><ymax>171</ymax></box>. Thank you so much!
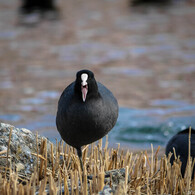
<box><xmin>0</xmin><ymin>123</ymin><xmax>194</xmax><ymax>194</ymax></box>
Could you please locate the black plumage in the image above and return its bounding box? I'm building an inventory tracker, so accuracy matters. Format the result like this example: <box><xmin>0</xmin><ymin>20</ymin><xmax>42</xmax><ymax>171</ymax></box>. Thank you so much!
<box><xmin>56</xmin><ymin>70</ymin><xmax>118</xmax><ymax>170</ymax></box>
<box><xmin>165</xmin><ymin>128</ymin><xmax>195</xmax><ymax>178</ymax></box>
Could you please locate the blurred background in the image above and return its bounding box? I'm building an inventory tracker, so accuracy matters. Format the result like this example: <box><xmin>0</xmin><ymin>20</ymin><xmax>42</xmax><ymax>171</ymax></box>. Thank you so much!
<box><xmin>0</xmin><ymin>0</ymin><xmax>195</xmax><ymax>149</ymax></box>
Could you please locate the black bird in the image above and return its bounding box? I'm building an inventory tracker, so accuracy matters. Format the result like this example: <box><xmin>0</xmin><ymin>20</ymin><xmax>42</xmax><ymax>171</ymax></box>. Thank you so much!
<box><xmin>20</xmin><ymin>0</ymin><xmax>57</xmax><ymax>13</ymax></box>
<box><xmin>165</xmin><ymin>127</ymin><xmax>195</xmax><ymax>178</ymax></box>
<box><xmin>56</xmin><ymin>70</ymin><xmax>118</xmax><ymax>170</ymax></box>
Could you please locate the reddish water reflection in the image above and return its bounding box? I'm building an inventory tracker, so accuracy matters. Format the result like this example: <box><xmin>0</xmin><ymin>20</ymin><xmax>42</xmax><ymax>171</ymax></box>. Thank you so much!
<box><xmin>0</xmin><ymin>0</ymin><xmax>195</xmax><ymax>148</ymax></box>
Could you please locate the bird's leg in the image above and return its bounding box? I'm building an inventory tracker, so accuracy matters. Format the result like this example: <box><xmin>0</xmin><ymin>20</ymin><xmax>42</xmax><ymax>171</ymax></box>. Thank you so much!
<box><xmin>77</xmin><ymin>147</ymin><xmax>83</xmax><ymax>171</ymax></box>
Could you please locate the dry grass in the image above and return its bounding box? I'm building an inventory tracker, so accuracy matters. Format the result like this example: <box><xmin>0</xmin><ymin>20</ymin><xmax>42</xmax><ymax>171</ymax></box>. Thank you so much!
<box><xmin>0</xmin><ymin>130</ymin><xmax>194</xmax><ymax>194</ymax></box>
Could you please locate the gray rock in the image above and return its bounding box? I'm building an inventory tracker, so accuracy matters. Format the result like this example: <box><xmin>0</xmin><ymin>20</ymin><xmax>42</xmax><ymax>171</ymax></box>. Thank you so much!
<box><xmin>99</xmin><ymin>185</ymin><xmax>114</xmax><ymax>195</ymax></box>
<box><xmin>0</xmin><ymin>123</ymin><xmax>54</xmax><ymax>177</ymax></box>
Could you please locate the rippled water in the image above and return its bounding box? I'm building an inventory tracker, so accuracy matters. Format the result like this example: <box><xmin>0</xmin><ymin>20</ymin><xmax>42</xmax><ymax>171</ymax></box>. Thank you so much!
<box><xmin>112</xmin><ymin>107</ymin><xmax>195</xmax><ymax>148</ymax></box>
<box><xmin>0</xmin><ymin>0</ymin><xmax>195</xmax><ymax>149</ymax></box>
<box><xmin>1</xmin><ymin>97</ymin><xmax>194</xmax><ymax>149</ymax></box>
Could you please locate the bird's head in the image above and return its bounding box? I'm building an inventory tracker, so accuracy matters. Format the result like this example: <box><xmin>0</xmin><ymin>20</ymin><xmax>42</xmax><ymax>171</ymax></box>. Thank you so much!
<box><xmin>75</xmin><ymin>70</ymin><xmax>98</xmax><ymax>102</ymax></box>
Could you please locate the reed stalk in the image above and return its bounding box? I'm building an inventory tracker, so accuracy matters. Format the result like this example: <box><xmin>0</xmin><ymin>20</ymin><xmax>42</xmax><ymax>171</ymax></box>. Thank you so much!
<box><xmin>0</xmin><ymin>134</ymin><xmax>194</xmax><ymax>194</ymax></box>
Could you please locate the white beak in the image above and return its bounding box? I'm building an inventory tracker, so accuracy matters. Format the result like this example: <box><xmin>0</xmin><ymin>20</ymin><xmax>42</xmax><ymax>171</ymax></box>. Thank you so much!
<box><xmin>81</xmin><ymin>73</ymin><xmax>88</xmax><ymax>102</ymax></box>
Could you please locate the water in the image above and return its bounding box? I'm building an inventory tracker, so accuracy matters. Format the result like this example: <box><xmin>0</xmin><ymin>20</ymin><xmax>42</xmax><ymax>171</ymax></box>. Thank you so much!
<box><xmin>0</xmin><ymin>0</ymin><xmax>195</xmax><ymax>149</ymax></box>
<box><xmin>111</xmin><ymin>106</ymin><xmax>195</xmax><ymax>148</ymax></box>
<box><xmin>1</xmin><ymin>97</ymin><xmax>194</xmax><ymax>149</ymax></box>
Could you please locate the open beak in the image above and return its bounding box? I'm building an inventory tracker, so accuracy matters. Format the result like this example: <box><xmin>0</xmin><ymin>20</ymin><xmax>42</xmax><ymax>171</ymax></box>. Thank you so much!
<box><xmin>81</xmin><ymin>85</ymin><xmax>88</xmax><ymax>102</ymax></box>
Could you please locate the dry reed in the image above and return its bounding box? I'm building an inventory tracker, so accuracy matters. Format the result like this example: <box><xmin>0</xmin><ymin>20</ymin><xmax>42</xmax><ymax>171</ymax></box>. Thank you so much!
<box><xmin>0</xmin><ymin>131</ymin><xmax>194</xmax><ymax>194</ymax></box>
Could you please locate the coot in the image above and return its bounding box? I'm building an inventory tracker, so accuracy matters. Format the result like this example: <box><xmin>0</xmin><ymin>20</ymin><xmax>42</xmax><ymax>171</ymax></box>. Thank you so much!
<box><xmin>56</xmin><ymin>70</ymin><xmax>118</xmax><ymax>170</ymax></box>
<box><xmin>165</xmin><ymin>127</ymin><xmax>195</xmax><ymax>178</ymax></box>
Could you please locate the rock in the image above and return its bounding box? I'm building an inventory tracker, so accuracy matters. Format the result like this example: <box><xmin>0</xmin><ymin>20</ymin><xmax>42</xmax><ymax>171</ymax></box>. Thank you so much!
<box><xmin>0</xmin><ymin>123</ymin><xmax>54</xmax><ymax>177</ymax></box>
<box><xmin>16</xmin><ymin>163</ymin><xmax>25</xmax><ymax>172</ymax></box>
<box><xmin>99</xmin><ymin>185</ymin><xmax>114</xmax><ymax>195</ymax></box>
